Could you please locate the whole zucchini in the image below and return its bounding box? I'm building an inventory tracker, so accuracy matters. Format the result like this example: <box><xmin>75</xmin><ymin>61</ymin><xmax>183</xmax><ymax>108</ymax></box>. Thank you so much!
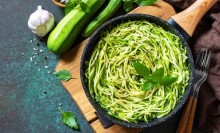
<box><xmin>47</xmin><ymin>0</ymin><xmax>106</xmax><ymax>54</ymax></box>
<box><xmin>82</xmin><ymin>0</ymin><xmax>122</xmax><ymax>37</ymax></box>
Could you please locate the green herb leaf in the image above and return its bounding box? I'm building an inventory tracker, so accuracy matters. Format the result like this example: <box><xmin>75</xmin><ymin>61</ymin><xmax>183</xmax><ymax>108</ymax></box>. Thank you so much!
<box><xmin>123</xmin><ymin>1</ymin><xmax>133</xmax><ymax>12</ymax></box>
<box><xmin>59</xmin><ymin>108</ymin><xmax>79</xmax><ymax>130</ymax></box>
<box><xmin>133</xmin><ymin>62</ymin><xmax>149</xmax><ymax>78</ymax></box>
<box><xmin>65</xmin><ymin>0</ymin><xmax>90</xmax><ymax>15</ymax></box>
<box><xmin>122</xmin><ymin>0</ymin><xmax>157</xmax><ymax>12</ymax></box>
<box><xmin>144</xmin><ymin>76</ymin><xmax>153</xmax><ymax>82</ymax></box>
<box><xmin>142</xmin><ymin>82</ymin><xmax>154</xmax><ymax>91</ymax></box>
<box><xmin>160</xmin><ymin>75</ymin><xmax>177</xmax><ymax>86</ymax></box>
<box><xmin>135</xmin><ymin>0</ymin><xmax>157</xmax><ymax>6</ymax></box>
<box><xmin>152</xmin><ymin>68</ymin><xmax>164</xmax><ymax>81</ymax></box>
<box><xmin>154</xmin><ymin>82</ymin><xmax>160</xmax><ymax>88</ymax></box>
<box><xmin>54</xmin><ymin>70</ymin><xmax>72</xmax><ymax>81</ymax></box>
<box><xmin>64</xmin><ymin>0</ymin><xmax>76</xmax><ymax>15</ymax></box>
<box><xmin>62</xmin><ymin>112</ymin><xmax>78</xmax><ymax>129</ymax></box>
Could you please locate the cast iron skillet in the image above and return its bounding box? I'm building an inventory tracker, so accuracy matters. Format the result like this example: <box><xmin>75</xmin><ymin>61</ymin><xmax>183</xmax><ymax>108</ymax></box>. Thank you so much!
<box><xmin>80</xmin><ymin>0</ymin><xmax>217</xmax><ymax>128</ymax></box>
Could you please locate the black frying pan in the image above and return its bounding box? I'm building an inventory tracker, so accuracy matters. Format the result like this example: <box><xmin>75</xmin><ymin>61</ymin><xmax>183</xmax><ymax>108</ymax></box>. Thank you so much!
<box><xmin>80</xmin><ymin>0</ymin><xmax>217</xmax><ymax>128</ymax></box>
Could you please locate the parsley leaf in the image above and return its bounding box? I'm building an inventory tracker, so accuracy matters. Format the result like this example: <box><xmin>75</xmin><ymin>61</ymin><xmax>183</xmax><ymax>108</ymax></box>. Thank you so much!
<box><xmin>59</xmin><ymin>108</ymin><xmax>79</xmax><ymax>130</ymax></box>
<box><xmin>54</xmin><ymin>70</ymin><xmax>73</xmax><ymax>81</ymax></box>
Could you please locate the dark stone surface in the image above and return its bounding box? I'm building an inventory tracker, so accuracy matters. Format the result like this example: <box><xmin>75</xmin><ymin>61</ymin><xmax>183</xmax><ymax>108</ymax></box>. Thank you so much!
<box><xmin>0</xmin><ymin>0</ymin><xmax>93</xmax><ymax>132</ymax></box>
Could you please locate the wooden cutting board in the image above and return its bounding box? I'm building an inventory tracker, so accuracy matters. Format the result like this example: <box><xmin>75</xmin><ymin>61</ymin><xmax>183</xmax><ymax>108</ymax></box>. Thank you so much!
<box><xmin>55</xmin><ymin>1</ymin><xmax>176</xmax><ymax>132</ymax></box>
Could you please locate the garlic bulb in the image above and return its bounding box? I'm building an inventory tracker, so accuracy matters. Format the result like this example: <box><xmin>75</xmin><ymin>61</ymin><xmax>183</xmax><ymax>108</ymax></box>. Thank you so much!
<box><xmin>28</xmin><ymin>5</ymin><xmax>54</xmax><ymax>37</ymax></box>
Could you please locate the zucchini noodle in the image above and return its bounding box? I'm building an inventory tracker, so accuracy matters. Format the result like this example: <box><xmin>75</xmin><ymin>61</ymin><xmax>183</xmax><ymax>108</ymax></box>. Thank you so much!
<box><xmin>85</xmin><ymin>20</ymin><xmax>189</xmax><ymax>123</ymax></box>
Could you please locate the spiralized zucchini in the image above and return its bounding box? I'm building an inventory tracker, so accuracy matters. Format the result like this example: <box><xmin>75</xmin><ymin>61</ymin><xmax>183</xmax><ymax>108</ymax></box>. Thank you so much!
<box><xmin>85</xmin><ymin>20</ymin><xmax>189</xmax><ymax>123</ymax></box>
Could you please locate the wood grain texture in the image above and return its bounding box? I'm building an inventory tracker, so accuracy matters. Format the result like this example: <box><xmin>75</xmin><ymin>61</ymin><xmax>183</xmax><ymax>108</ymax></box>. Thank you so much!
<box><xmin>177</xmin><ymin>96</ymin><xmax>193</xmax><ymax>133</ymax></box>
<box><xmin>185</xmin><ymin>97</ymin><xmax>197</xmax><ymax>133</ymax></box>
<box><xmin>171</xmin><ymin>0</ymin><xmax>218</xmax><ymax>37</ymax></box>
<box><xmin>177</xmin><ymin>96</ymin><xmax>198</xmax><ymax>133</ymax></box>
<box><xmin>55</xmin><ymin>1</ymin><xmax>176</xmax><ymax>132</ymax></box>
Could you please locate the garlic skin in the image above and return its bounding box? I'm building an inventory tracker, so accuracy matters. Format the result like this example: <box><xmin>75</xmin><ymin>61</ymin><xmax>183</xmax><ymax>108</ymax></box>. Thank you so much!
<box><xmin>28</xmin><ymin>6</ymin><xmax>54</xmax><ymax>37</ymax></box>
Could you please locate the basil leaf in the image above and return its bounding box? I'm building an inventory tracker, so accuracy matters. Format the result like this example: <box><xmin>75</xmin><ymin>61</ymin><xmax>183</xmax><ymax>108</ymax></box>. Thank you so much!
<box><xmin>160</xmin><ymin>75</ymin><xmax>177</xmax><ymax>86</ymax></box>
<box><xmin>61</xmin><ymin>112</ymin><xmax>79</xmax><ymax>129</ymax></box>
<box><xmin>142</xmin><ymin>82</ymin><xmax>154</xmax><ymax>91</ymax></box>
<box><xmin>54</xmin><ymin>70</ymin><xmax>72</xmax><ymax>81</ymax></box>
<box><xmin>123</xmin><ymin>1</ymin><xmax>133</xmax><ymax>12</ymax></box>
<box><xmin>144</xmin><ymin>76</ymin><xmax>153</xmax><ymax>82</ymax></box>
<box><xmin>133</xmin><ymin>62</ymin><xmax>149</xmax><ymax>78</ymax></box>
<box><xmin>154</xmin><ymin>82</ymin><xmax>160</xmax><ymax>88</ymax></box>
<box><xmin>135</xmin><ymin>0</ymin><xmax>157</xmax><ymax>6</ymax></box>
<box><xmin>152</xmin><ymin>68</ymin><xmax>164</xmax><ymax>81</ymax></box>
<box><xmin>64</xmin><ymin>1</ymin><xmax>76</xmax><ymax>15</ymax></box>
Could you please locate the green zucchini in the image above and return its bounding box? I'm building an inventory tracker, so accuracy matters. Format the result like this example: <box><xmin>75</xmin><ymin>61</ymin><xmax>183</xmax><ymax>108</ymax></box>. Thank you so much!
<box><xmin>82</xmin><ymin>0</ymin><xmax>122</xmax><ymax>37</ymax></box>
<box><xmin>47</xmin><ymin>0</ymin><xmax>106</xmax><ymax>54</ymax></box>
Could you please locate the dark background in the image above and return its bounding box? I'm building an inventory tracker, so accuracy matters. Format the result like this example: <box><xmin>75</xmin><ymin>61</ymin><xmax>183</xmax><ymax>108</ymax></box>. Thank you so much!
<box><xmin>0</xmin><ymin>0</ymin><xmax>204</xmax><ymax>133</ymax></box>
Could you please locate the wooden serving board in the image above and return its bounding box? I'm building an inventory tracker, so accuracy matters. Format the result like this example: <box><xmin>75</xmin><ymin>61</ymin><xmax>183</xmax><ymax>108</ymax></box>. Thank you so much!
<box><xmin>55</xmin><ymin>1</ymin><xmax>176</xmax><ymax>132</ymax></box>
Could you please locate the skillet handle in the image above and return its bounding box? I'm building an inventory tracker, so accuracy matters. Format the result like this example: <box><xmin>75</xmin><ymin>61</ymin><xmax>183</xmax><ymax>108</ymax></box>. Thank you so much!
<box><xmin>176</xmin><ymin>96</ymin><xmax>197</xmax><ymax>133</ymax></box>
<box><xmin>170</xmin><ymin>0</ymin><xmax>217</xmax><ymax>37</ymax></box>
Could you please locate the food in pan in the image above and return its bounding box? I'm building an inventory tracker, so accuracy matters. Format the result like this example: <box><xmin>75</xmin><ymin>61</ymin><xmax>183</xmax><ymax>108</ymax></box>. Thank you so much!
<box><xmin>84</xmin><ymin>20</ymin><xmax>190</xmax><ymax>123</ymax></box>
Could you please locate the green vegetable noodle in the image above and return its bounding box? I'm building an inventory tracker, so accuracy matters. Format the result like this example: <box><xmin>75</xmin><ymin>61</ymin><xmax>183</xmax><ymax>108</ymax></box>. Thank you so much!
<box><xmin>85</xmin><ymin>21</ymin><xmax>189</xmax><ymax>123</ymax></box>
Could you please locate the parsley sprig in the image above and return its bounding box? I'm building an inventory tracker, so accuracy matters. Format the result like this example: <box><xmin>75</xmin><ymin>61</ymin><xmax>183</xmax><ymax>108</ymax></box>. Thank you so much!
<box><xmin>133</xmin><ymin>62</ymin><xmax>177</xmax><ymax>91</ymax></box>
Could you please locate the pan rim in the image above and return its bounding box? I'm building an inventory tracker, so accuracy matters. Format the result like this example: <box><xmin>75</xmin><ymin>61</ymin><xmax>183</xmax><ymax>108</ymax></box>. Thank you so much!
<box><xmin>80</xmin><ymin>13</ymin><xmax>194</xmax><ymax>128</ymax></box>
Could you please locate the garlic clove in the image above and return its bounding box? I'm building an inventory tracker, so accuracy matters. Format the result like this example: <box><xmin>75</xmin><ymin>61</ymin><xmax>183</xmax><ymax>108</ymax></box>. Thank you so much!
<box><xmin>28</xmin><ymin>5</ymin><xmax>54</xmax><ymax>37</ymax></box>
